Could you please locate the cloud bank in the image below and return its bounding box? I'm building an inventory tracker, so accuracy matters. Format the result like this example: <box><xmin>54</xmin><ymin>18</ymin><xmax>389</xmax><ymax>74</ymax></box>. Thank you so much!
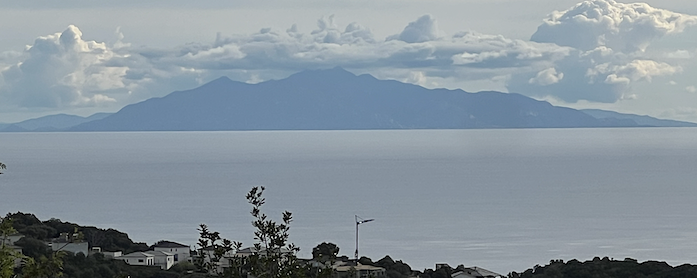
<box><xmin>531</xmin><ymin>0</ymin><xmax>697</xmax><ymax>52</ymax></box>
<box><xmin>1</xmin><ymin>0</ymin><xmax>696</xmax><ymax>113</ymax></box>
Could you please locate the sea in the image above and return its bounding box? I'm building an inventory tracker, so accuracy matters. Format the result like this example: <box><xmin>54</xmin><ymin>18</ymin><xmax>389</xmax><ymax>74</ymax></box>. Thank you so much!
<box><xmin>2</xmin><ymin>128</ymin><xmax>697</xmax><ymax>274</ymax></box>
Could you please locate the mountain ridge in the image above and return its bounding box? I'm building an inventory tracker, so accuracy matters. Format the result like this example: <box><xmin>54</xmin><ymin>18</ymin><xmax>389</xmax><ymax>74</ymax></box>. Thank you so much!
<box><xmin>72</xmin><ymin>67</ymin><xmax>609</xmax><ymax>131</ymax></box>
<box><xmin>581</xmin><ymin>109</ymin><xmax>697</xmax><ymax>127</ymax></box>
<box><xmin>3</xmin><ymin>68</ymin><xmax>694</xmax><ymax>132</ymax></box>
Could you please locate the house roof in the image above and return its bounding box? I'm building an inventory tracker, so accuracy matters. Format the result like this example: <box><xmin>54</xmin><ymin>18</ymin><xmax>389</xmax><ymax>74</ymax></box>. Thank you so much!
<box><xmin>119</xmin><ymin>252</ymin><xmax>155</xmax><ymax>258</ymax></box>
<box><xmin>146</xmin><ymin>250</ymin><xmax>175</xmax><ymax>257</ymax></box>
<box><xmin>334</xmin><ymin>263</ymin><xmax>385</xmax><ymax>272</ymax></box>
<box><xmin>152</xmin><ymin>240</ymin><xmax>189</xmax><ymax>248</ymax></box>
<box><xmin>452</xmin><ymin>267</ymin><xmax>503</xmax><ymax>278</ymax></box>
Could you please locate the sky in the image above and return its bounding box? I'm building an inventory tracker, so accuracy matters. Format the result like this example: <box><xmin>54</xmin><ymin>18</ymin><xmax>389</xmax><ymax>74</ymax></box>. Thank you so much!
<box><xmin>2</xmin><ymin>0</ymin><xmax>697</xmax><ymax>123</ymax></box>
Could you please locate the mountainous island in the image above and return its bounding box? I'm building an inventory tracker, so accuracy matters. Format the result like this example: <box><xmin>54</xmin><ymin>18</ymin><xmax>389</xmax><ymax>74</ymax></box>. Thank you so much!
<box><xmin>1</xmin><ymin>68</ymin><xmax>695</xmax><ymax>132</ymax></box>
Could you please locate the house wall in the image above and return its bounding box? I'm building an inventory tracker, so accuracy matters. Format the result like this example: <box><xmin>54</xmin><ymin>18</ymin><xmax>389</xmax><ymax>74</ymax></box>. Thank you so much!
<box><xmin>147</xmin><ymin>252</ymin><xmax>175</xmax><ymax>270</ymax></box>
<box><xmin>120</xmin><ymin>255</ymin><xmax>155</xmax><ymax>266</ymax></box>
<box><xmin>52</xmin><ymin>242</ymin><xmax>89</xmax><ymax>255</ymax></box>
<box><xmin>154</xmin><ymin>246</ymin><xmax>191</xmax><ymax>263</ymax></box>
<box><xmin>6</xmin><ymin>234</ymin><xmax>24</xmax><ymax>245</ymax></box>
<box><xmin>102</xmin><ymin>251</ymin><xmax>122</xmax><ymax>259</ymax></box>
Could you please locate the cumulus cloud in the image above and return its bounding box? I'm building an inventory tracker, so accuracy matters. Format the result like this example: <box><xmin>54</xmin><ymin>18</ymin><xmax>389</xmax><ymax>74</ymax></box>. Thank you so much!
<box><xmin>531</xmin><ymin>0</ymin><xmax>697</xmax><ymax>52</ymax></box>
<box><xmin>387</xmin><ymin>15</ymin><xmax>443</xmax><ymax>43</ymax></box>
<box><xmin>508</xmin><ymin>0</ymin><xmax>696</xmax><ymax>103</ymax></box>
<box><xmin>529</xmin><ymin>68</ymin><xmax>564</xmax><ymax>86</ymax></box>
<box><xmin>0</xmin><ymin>25</ymin><xmax>126</xmax><ymax>108</ymax></box>
<box><xmin>507</xmin><ymin>46</ymin><xmax>682</xmax><ymax>103</ymax></box>
<box><xmin>1</xmin><ymin>0</ymin><xmax>696</xmax><ymax>112</ymax></box>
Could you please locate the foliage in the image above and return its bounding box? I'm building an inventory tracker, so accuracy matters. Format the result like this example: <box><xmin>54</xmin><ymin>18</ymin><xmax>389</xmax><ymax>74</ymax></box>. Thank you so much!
<box><xmin>312</xmin><ymin>242</ymin><xmax>339</xmax><ymax>263</ymax></box>
<box><xmin>6</xmin><ymin>212</ymin><xmax>148</xmax><ymax>253</ymax></box>
<box><xmin>14</xmin><ymin>237</ymin><xmax>51</xmax><ymax>259</ymax></box>
<box><xmin>21</xmin><ymin>251</ymin><xmax>65</xmax><ymax>278</ymax></box>
<box><xmin>0</xmin><ymin>162</ymin><xmax>5</xmax><ymax>174</ymax></box>
<box><xmin>375</xmin><ymin>256</ymin><xmax>414</xmax><ymax>278</ymax></box>
<box><xmin>0</xmin><ymin>215</ymin><xmax>19</xmax><ymax>278</ymax></box>
<box><xmin>196</xmin><ymin>186</ymin><xmax>323</xmax><ymax>278</ymax></box>
<box><xmin>194</xmin><ymin>223</ymin><xmax>238</xmax><ymax>276</ymax></box>
<box><xmin>0</xmin><ymin>215</ymin><xmax>17</xmax><ymax>246</ymax></box>
<box><xmin>419</xmin><ymin>264</ymin><xmax>453</xmax><ymax>278</ymax></box>
<box><xmin>508</xmin><ymin>257</ymin><xmax>697</xmax><ymax>278</ymax></box>
<box><xmin>0</xmin><ymin>247</ymin><xmax>20</xmax><ymax>278</ymax></box>
<box><xmin>245</xmin><ymin>186</ymin><xmax>302</xmax><ymax>278</ymax></box>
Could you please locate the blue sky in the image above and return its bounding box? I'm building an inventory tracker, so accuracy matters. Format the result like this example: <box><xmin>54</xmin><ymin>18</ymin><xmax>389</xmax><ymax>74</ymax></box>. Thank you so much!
<box><xmin>1</xmin><ymin>0</ymin><xmax>697</xmax><ymax>123</ymax></box>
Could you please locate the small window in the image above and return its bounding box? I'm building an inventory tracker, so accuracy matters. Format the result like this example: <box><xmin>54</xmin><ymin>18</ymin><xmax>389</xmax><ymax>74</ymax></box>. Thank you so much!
<box><xmin>138</xmin><ymin>259</ymin><xmax>144</xmax><ymax>263</ymax></box>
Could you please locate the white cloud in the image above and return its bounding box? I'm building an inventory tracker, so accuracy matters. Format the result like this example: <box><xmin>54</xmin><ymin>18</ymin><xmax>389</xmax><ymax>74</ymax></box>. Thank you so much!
<box><xmin>531</xmin><ymin>0</ymin><xmax>697</xmax><ymax>52</ymax></box>
<box><xmin>1</xmin><ymin>1</ymin><xmax>696</xmax><ymax>114</ymax></box>
<box><xmin>611</xmin><ymin>60</ymin><xmax>680</xmax><ymax>82</ymax></box>
<box><xmin>506</xmin><ymin>0</ymin><xmax>697</xmax><ymax>104</ymax></box>
<box><xmin>660</xmin><ymin>107</ymin><xmax>697</xmax><ymax>120</ymax></box>
<box><xmin>387</xmin><ymin>15</ymin><xmax>443</xmax><ymax>43</ymax></box>
<box><xmin>0</xmin><ymin>25</ymin><xmax>128</xmax><ymax>108</ymax></box>
<box><xmin>529</xmin><ymin>68</ymin><xmax>564</xmax><ymax>86</ymax></box>
<box><xmin>687</xmin><ymin>86</ymin><xmax>697</xmax><ymax>93</ymax></box>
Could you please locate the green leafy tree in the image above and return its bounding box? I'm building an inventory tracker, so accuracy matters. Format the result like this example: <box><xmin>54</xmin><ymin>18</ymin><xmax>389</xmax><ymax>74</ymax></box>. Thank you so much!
<box><xmin>0</xmin><ymin>216</ymin><xmax>17</xmax><ymax>248</ymax></box>
<box><xmin>245</xmin><ymin>186</ymin><xmax>302</xmax><ymax>278</ymax></box>
<box><xmin>312</xmin><ymin>242</ymin><xmax>339</xmax><ymax>263</ymax></box>
<box><xmin>21</xmin><ymin>251</ymin><xmax>65</xmax><ymax>278</ymax></box>
<box><xmin>194</xmin><ymin>223</ymin><xmax>240</xmax><ymax>276</ymax></box>
<box><xmin>0</xmin><ymin>215</ymin><xmax>20</xmax><ymax>278</ymax></box>
<box><xmin>197</xmin><ymin>186</ymin><xmax>316</xmax><ymax>278</ymax></box>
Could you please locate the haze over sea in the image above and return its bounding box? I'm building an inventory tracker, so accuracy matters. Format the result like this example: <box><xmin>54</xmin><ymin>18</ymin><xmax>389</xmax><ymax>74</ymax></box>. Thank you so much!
<box><xmin>2</xmin><ymin>128</ymin><xmax>697</xmax><ymax>273</ymax></box>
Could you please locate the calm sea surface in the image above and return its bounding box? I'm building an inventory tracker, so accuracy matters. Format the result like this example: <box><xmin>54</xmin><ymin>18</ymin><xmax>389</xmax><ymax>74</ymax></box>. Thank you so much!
<box><xmin>2</xmin><ymin>129</ymin><xmax>697</xmax><ymax>273</ymax></box>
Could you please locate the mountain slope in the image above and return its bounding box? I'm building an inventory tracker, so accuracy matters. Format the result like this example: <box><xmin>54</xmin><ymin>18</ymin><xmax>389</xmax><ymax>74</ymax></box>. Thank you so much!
<box><xmin>73</xmin><ymin>68</ymin><xmax>620</xmax><ymax>131</ymax></box>
<box><xmin>1</xmin><ymin>113</ymin><xmax>113</xmax><ymax>132</ymax></box>
<box><xmin>582</xmin><ymin>109</ymin><xmax>697</xmax><ymax>127</ymax></box>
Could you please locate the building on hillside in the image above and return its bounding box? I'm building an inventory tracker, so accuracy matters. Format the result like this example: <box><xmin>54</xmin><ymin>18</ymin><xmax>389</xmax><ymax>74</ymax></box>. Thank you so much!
<box><xmin>51</xmin><ymin>232</ymin><xmax>89</xmax><ymax>255</ymax></box>
<box><xmin>51</xmin><ymin>241</ymin><xmax>89</xmax><ymax>255</ymax></box>
<box><xmin>118</xmin><ymin>250</ymin><xmax>176</xmax><ymax>270</ymax></box>
<box><xmin>2</xmin><ymin>233</ymin><xmax>24</xmax><ymax>246</ymax></box>
<box><xmin>152</xmin><ymin>240</ymin><xmax>191</xmax><ymax>263</ymax></box>
<box><xmin>89</xmin><ymin>247</ymin><xmax>122</xmax><ymax>259</ymax></box>
<box><xmin>147</xmin><ymin>250</ymin><xmax>175</xmax><ymax>270</ymax></box>
<box><xmin>451</xmin><ymin>267</ymin><xmax>504</xmax><ymax>278</ymax></box>
<box><xmin>333</xmin><ymin>262</ymin><xmax>386</xmax><ymax>278</ymax></box>
<box><xmin>117</xmin><ymin>252</ymin><xmax>156</xmax><ymax>267</ymax></box>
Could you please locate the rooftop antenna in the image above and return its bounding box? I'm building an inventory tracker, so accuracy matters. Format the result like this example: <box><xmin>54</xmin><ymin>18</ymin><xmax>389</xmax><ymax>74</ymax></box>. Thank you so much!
<box><xmin>355</xmin><ymin>215</ymin><xmax>374</xmax><ymax>262</ymax></box>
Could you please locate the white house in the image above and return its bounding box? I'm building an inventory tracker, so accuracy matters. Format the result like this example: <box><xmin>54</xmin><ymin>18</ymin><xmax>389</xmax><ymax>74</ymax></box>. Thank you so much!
<box><xmin>118</xmin><ymin>250</ymin><xmax>176</xmax><ymax>270</ymax></box>
<box><xmin>117</xmin><ymin>252</ymin><xmax>156</xmax><ymax>267</ymax></box>
<box><xmin>152</xmin><ymin>240</ymin><xmax>191</xmax><ymax>263</ymax></box>
<box><xmin>146</xmin><ymin>250</ymin><xmax>175</xmax><ymax>270</ymax></box>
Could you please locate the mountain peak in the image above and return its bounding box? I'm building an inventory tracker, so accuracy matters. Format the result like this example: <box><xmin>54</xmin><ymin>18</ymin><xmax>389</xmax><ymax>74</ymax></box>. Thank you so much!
<box><xmin>193</xmin><ymin>76</ymin><xmax>237</xmax><ymax>91</ymax></box>
<box><xmin>287</xmin><ymin>67</ymin><xmax>356</xmax><ymax>80</ymax></box>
